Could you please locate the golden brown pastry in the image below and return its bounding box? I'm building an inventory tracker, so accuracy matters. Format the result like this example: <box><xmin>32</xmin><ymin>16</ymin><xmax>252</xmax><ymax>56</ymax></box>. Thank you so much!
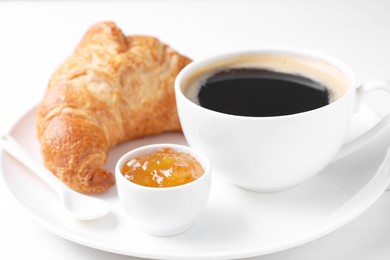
<box><xmin>36</xmin><ymin>21</ymin><xmax>192</xmax><ymax>193</ymax></box>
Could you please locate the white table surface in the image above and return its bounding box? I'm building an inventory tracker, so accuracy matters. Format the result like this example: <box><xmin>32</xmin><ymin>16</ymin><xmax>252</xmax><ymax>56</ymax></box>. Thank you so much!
<box><xmin>1</xmin><ymin>0</ymin><xmax>390</xmax><ymax>259</ymax></box>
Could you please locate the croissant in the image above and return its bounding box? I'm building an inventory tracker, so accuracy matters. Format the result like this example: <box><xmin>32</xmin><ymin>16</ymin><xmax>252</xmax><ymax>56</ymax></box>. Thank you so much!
<box><xmin>36</xmin><ymin>21</ymin><xmax>192</xmax><ymax>193</ymax></box>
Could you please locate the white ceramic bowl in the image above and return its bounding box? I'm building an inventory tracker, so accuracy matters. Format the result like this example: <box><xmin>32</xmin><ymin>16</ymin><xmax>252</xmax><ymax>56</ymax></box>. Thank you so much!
<box><xmin>115</xmin><ymin>143</ymin><xmax>211</xmax><ymax>236</ymax></box>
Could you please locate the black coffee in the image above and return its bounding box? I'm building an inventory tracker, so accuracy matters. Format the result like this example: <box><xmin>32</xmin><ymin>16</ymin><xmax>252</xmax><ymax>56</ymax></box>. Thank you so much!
<box><xmin>197</xmin><ymin>68</ymin><xmax>330</xmax><ymax>117</ymax></box>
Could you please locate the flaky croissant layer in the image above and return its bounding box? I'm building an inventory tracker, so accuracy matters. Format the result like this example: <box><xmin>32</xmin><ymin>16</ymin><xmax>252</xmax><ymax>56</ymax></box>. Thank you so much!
<box><xmin>36</xmin><ymin>21</ymin><xmax>192</xmax><ymax>193</ymax></box>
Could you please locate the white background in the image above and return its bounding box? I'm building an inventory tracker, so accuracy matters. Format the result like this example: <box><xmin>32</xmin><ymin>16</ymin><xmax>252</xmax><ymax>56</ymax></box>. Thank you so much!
<box><xmin>0</xmin><ymin>0</ymin><xmax>390</xmax><ymax>259</ymax></box>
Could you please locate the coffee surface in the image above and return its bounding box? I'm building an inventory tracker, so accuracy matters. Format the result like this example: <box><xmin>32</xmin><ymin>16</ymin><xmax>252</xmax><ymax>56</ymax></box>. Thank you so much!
<box><xmin>197</xmin><ymin>68</ymin><xmax>330</xmax><ymax>117</ymax></box>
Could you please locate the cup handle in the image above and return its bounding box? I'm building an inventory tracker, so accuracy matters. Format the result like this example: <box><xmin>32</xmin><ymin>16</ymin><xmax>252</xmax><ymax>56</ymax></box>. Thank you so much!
<box><xmin>333</xmin><ymin>79</ymin><xmax>390</xmax><ymax>162</ymax></box>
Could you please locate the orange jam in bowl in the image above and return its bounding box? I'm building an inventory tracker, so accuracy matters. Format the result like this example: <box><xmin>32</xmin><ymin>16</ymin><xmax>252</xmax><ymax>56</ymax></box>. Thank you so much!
<box><xmin>115</xmin><ymin>144</ymin><xmax>211</xmax><ymax>236</ymax></box>
<box><xmin>121</xmin><ymin>147</ymin><xmax>205</xmax><ymax>188</ymax></box>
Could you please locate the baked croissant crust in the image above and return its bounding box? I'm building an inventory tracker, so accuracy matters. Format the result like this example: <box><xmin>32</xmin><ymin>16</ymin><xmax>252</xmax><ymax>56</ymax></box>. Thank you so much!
<box><xmin>36</xmin><ymin>21</ymin><xmax>192</xmax><ymax>193</ymax></box>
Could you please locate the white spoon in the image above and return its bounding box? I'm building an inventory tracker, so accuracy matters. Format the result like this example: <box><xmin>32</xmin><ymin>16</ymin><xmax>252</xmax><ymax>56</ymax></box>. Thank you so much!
<box><xmin>0</xmin><ymin>134</ymin><xmax>110</xmax><ymax>220</ymax></box>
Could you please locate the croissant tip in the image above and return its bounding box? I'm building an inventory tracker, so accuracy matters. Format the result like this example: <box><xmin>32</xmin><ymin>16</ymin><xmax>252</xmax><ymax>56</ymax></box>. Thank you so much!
<box><xmin>90</xmin><ymin>21</ymin><xmax>118</xmax><ymax>30</ymax></box>
<box><xmin>87</xmin><ymin>168</ymin><xmax>116</xmax><ymax>193</ymax></box>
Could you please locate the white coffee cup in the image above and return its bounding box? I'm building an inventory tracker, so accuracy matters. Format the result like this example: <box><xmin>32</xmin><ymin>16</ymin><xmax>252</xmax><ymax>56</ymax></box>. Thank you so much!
<box><xmin>175</xmin><ymin>49</ymin><xmax>390</xmax><ymax>192</ymax></box>
<box><xmin>115</xmin><ymin>144</ymin><xmax>211</xmax><ymax>236</ymax></box>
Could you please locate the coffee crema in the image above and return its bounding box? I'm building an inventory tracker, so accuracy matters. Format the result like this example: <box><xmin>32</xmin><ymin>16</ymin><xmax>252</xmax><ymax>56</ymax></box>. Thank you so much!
<box><xmin>196</xmin><ymin>68</ymin><xmax>331</xmax><ymax>117</ymax></box>
<box><xmin>183</xmin><ymin>54</ymin><xmax>351</xmax><ymax>117</ymax></box>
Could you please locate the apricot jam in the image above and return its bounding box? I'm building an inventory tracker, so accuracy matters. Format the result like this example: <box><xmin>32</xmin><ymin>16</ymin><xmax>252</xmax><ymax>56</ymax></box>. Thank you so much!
<box><xmin>121</xmin><ymin>148</ymin><xmax>204</xmax><ymax>188</ymax></box>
